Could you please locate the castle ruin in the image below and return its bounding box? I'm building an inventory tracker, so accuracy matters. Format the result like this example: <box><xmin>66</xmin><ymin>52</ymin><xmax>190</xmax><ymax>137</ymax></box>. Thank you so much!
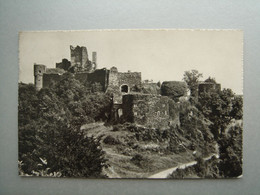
<box><xmin>33</xmin><ymin>45</ymin><xmax>220</xmax><ymax>128</ymax></box>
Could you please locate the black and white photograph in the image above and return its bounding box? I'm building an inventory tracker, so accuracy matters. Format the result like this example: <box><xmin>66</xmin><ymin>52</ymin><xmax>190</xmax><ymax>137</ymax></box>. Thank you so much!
<box><xmin>18</xmin><ymin>29</ymin><xmax>243</xmax><ymax>179</ymax></box>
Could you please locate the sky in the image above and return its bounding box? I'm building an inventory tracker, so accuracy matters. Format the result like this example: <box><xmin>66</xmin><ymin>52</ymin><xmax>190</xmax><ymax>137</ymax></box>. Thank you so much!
<box><xmin>19</xmin><ymin>30</ymin><xmax>243</xmax><ymax>94</ymax></box>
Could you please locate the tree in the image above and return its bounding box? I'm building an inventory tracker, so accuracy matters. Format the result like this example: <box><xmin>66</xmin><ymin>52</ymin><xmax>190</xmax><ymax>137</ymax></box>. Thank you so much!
<box><xmin>18</xmin><ymin>75</ymin><xmax>110</xmax><ymax>177</ymax></box>
<box><xmin>19</xmin><ymin>117</ymin><xmax>107</xmax><ymax>177</ymax></box>
<box><xmin>183</xmin><ymin>70</ymin><xmax>203</xmax><ymax>100</ymax></box>
<box><xmin>218</xmin><ymin>124</ymin><xmax>243</xmax><ymax>177</ymax></box>
<box><xmin>230</xmin><ymin>95</ymin><xmax>243</xmax><ymax>120</ymax></box>
<box><xmin>90</xmin><ymin>82</ymin><xmax>104</xmax><ymax>93</ymax></box>
<box><xmin>18</xmin><ymin>83</ymin><xmax>39</xmax><ymax>126</ymax></box>
<box><xmin>198</xmin><ymin>87</ymin><xmax>243</xmax><ymax>139</ymax></box>
<box><xmin>204</xmin><ymin>77</ymin><xmax>217</xmax><ymax>83</ymax></box>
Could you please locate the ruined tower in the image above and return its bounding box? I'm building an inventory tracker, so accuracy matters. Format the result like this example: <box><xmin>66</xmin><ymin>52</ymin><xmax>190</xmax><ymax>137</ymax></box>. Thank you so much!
<box><xmin>70</xmin><ymin>45</ymin><xmax>89</xmax><ymax>68</ymax></box>
<box><xmin>92</xmin><ymin>51</ymin><xmax>97</xmax><ymax>68</ymax></box>
<box><xmin>34</xmin><ymin>64</ymin><xmax>46</xmax><ymax>91</ymax></box>
<box><xmin>70</xmin><ymin>45</ymin><xmax>97</xmax><ymax>72</ymax></box>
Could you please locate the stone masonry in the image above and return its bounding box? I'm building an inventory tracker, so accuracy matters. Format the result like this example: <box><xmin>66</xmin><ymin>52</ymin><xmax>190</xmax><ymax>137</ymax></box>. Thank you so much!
<box><xmin>122</xmin><ymin>94</ymin><xmax>171</xmax><ymax>129</ymax></box>
<box><xmin>33</xmin><ymin>45</ymin><xmax>179</xmax><ymax>129</ymax></box>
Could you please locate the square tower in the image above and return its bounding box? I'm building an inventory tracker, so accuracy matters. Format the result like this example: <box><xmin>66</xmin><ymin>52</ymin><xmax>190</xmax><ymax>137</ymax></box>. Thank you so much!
<box><xmin>70</xmin><ymin>45</ymin><xmax>89</xmax><ymax>68</ymax></box>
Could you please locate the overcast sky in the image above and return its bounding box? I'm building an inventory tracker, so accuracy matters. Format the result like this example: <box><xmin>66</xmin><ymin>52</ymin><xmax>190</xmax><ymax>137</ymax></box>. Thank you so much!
<box><xmin>19</xmin><ymin>30</ymin><xmax>243</xmax><ymax>94</ymax></box>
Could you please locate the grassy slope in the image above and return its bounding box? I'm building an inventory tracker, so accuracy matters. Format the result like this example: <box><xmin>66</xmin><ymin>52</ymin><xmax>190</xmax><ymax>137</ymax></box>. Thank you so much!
<box><xmin>81</xmin><ymin>122</ymin><xmax>215</xmax><ymax>178</ymax></box>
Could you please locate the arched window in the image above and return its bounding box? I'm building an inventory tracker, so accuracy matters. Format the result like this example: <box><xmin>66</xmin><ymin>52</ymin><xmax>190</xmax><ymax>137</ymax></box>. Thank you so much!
<box><xmin>121</xmin><ymin>85</ymin><xmax>129</xmax><ymax>93</ymax></box>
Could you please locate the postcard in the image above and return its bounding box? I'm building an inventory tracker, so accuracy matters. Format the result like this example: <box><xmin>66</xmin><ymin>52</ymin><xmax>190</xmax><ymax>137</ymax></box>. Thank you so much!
<box><xmin>18</xmin><ymin>29</ymin><xmax>243</xmax><ymax>178</ymax></box>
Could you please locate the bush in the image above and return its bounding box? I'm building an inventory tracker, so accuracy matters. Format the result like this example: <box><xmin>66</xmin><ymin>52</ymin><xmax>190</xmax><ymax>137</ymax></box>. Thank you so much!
<box><xmin>130</xmin><ymin>154</ymin><xmax>149</xmax><ymax>168</ymax></box>
<box><xmin>161</xmin><ymin>81</ymin><xmax>188</xmax><ymax>102</ymax></box>
<box><xmin>103</xmin><ymin>135</ymin><xmax>121</xmax><ymax>145</ymax></box>
<box><xmin>19</xmin><ymin>119</ymin><xmax>107</xmax><ymax>177</ymax></box>
<box><xmin>18</xmin><ymin>77</ymin><xmax>110</xmax><ymax>178</ymax></box>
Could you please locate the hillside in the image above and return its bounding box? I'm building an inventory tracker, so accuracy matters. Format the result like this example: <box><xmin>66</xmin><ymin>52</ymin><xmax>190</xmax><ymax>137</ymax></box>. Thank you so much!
<box><xmin>81</xmin><ymin>122</ymin><xmax>217</xmax><ymax>178</ymax></box>
<box><xmin>18</xmin><ymin>72</ymin><xmax>243</xmax><ymax>179</ymax></box>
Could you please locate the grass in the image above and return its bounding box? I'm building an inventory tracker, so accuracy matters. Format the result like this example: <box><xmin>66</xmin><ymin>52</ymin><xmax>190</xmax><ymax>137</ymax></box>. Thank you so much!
<box><xmin>81</xmin><ymin>122</ymin><xmax>213</xmax><ymax>178</ymax></box>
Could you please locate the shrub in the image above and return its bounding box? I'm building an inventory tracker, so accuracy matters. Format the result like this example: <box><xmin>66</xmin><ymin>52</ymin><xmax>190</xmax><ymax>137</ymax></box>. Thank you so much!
<box><xmin>130</xmin><ymin>154</ymin><xmax>149</xmax><ymax>168</ymax></box>
<box><xmin>103</xmin><ymin>135</ymin><xmax>121</xmax><ymax>145</ymax></box>
<box><xmin>161</xmin><ymin>81</ymin><xmax>188</xmax><ymax>102</ymax></box>
<box><xmin>18</xmin><ymin>78</ymin><xmax>109</xmax><ymax>178</ymax></box>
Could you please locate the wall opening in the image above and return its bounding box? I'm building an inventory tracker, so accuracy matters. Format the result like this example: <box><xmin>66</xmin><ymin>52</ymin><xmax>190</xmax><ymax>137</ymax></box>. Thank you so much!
<box><xmin>118</xmin><ymin>108</ymin><xmax>123</xmax><ymax>118</ymax></box>
<box><xmin>121</xmin><ymin>85</ymin><xmax>129</xmax><ymax>93</ymax></box>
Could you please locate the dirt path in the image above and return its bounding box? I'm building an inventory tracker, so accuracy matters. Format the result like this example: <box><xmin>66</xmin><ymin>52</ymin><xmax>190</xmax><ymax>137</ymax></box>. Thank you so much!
<box><xmin>148</xmin><ymin>153</ymin><xmax>219</xmax><ymax>179</ymax></box>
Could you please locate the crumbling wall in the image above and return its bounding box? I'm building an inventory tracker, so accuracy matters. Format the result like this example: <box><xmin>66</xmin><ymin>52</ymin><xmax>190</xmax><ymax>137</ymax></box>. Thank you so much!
<box><xmin>70</xmin><ymin>45</ymin><xmax>89</xmax><ymax>68</ymax></box>
<box><xmin>71</xmin><ymin>46</ymin><xmax>83</xmax><ymax>67</ymax></box>
<box><xmin>46</xmin><ymin>68</ymin><xmax>65</xmax><ymax>74</ymax></box>
<box><xmin>81</xmin><ymin>47</ymin><xmax>88</xmax><ymax>68</ymax></box>
<box><xmin>106</xmin><ymin>70</ymin><xmax>121</xmax><ymax>103</ymax></box>
<box><xmin>56</xmin><ymin>59</ymin><xmax>71</xmax><ymax>71</ymax></box>
<box><xmin>74</xmin><ymin>68</ymin><xmax>109</xmax><ymax>91</ymax></box>
<box><xmin>122</xmin><ymin>94</ymin><xmax>171</xmax><ymax>129</ymax></box>
<box><xmin>74</xmin><ymin>72</ymin><xmax>89</xmax><ymax>84</ymax></box>
<box><xmin>70</xmin><ymin>45</ymin><xmax>97</xmax><ymax>73</ymax></box>
<box><xmin>198</xmin><ymin>83</ymin><xmax>221</xmax><ymax>95</ymax></box>
<box><xmin>118</xmin><ymin>72</ymin><xmax>142</xmax><ymax>91</ymax></box>
<box><xmin>41</xmin><ymin>68</ymin><xmax>109</xmax><ymax>91</ymax></box>
<box><xmin>107</xmin><ymin>68</ymin><xmax>142</xmax><ymax>104</ymax></box>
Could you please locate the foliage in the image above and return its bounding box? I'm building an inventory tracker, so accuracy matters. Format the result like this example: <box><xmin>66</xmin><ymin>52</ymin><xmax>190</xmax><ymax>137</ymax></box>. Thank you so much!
<box><xmin>196</xmin><ymin>82</ymin><xmax>243</xmax><ymax>178</ymax></box>
<box><xmin>161</xmin><ymin>81</ymin><xmax>187</xmax><ymax>101</ymax></box>
<box><xmin>103</xmin><ymin>135</ymin><xmax>121</xmax><ymax>145</ymax></box>
<box><xmin>85</xmin><ymin>82</ymin><xmax>104</xmax><ymax>93</ymax></box>
<box><xmin>204</xmin><ymin>77</ymin><xmax>217</xmax><ymax>83</ymax></box>
<box><xmin>218</xmin><ymin>123</ymin><xmax>243</xmax><ymax>178</ymax></box>
<box><xmin>168</xmin><ymin>155</ymin><xmax>220</xmax><ymax>179</ymax></box>
<box><xmin>230</xmin><ymin>96</ymin><xmax>243</xmax><ymax>120</ymax></box>
<box><xmin>18</xmin><ymin>83</ymin><xmax>39</xmax><ymax>126</ymax></box>
<box><xmin>183</xmin><ymin>70</ymin><xmax>203</xmax><ymax>100</ymax></box>
<box><xmin>131</xmin><ymin>154</ymin><xmax>149</xmax><ymax>168</ymax></box>
<box><xmin>18</xmin><ymin>74</ymin><xmax>112</xmax><ymax>177</ymax></box>
<box><xmin>198</xmin><ymin>88</ymin><xmax>242</xmax><ymax>138</ymax></box>
<box><xmin>168</xmin><ymin>99</ymin><xmax>180</xmax><ymax>120</ymax></box>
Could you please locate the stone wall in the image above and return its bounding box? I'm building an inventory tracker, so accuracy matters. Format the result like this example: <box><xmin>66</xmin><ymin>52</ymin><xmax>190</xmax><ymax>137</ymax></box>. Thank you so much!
<box><xmin>43</xmin><ymin>73</ymin><xmax>63</xmax><ymax>88</ymax></box>
<box><xmin>74</xmin><ymin>72</ymin><xmax>89</xmax><ymax>84</ymax></box>
<box><xmin>122</xmin><ymin>94</ymin><xmax>170</xmax><ymax>129</ymax></box>
<box><xmin>107</xmin><ymin>68</ymin><xmax>142</xmax><ymax>104</ymax></box>
<box><xmin>40</xmin><ymin>68</ymin><xmax>109</xmax><ymax>91</ymax></box>
<box><xmin>46</xmin><ymin>68</ymin><xmax>65</xmax><ymax>74</ymax></box>
<box><xmin>70</xmin><ymin>45</ymin><xmax>87</xmax><ymax>67</ymax></box>
<box><xmin>70</xmin><ymin>45</ymin><xmax>96</xmax><ymax>73</ymax></box>
<box><xmin>118</xmin><ymin>72</ymin><xmax>142</xmax><ymax>90</ymax></box>
<box><xmin>198</xmin><ymin>82</ymin><xmax>221</xmax><ymax>95</ymax></box>
<box><xmin>56</xmin><ymin>59</ymin><xmax>71</xmax><ymax>71</ymax></box>
<box><xmin>87</xmin><ymin>68</ymin><xmax>109</xmax><ymax>91</ymax></box>
<box><xmin>74</xmin><ymin>68</ymin><xmax>109</xmax><ymax>91</ymax></box>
